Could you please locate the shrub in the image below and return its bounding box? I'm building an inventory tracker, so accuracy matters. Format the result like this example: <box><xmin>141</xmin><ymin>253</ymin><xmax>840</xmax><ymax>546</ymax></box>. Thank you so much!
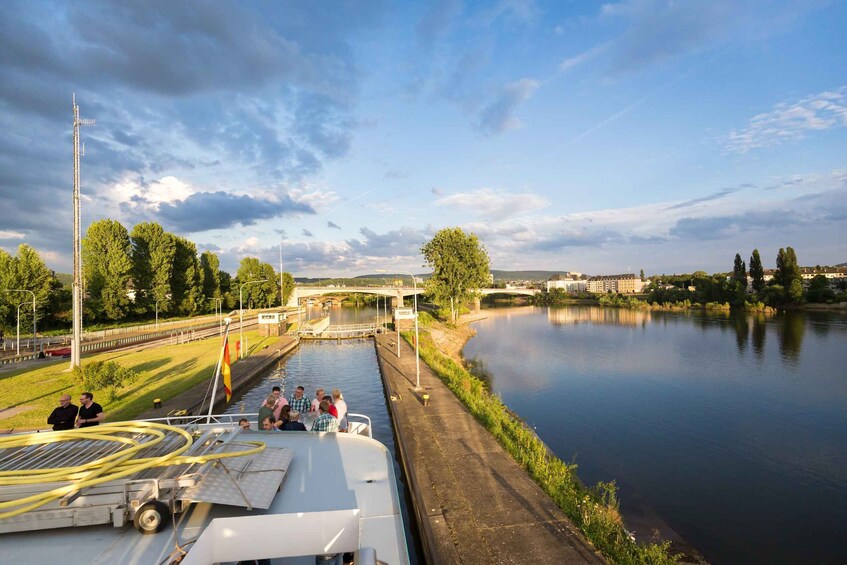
<box><xmin>75</xmin><ymin>360</ymin><xmax>140</xmax><ymax>402</ymax></box>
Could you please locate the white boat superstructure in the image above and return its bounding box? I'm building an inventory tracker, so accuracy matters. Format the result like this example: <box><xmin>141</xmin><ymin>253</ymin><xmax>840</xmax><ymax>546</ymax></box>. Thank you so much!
<box><xmin>0</xmin><ymin>414</ymin><xmax>409</xmax><ymax>565</ymax></box>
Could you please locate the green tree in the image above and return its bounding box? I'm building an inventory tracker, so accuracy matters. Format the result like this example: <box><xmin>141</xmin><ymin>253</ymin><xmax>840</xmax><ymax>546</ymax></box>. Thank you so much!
<box><xmin>639</xmin><ymin>269</ymin><xmax>645</xmax><ymax>281</ymax></box>
<box><xmin>200</xmin><ymin>251</ymin><xmax>221</xmax><ymax>307</ymax></box>
<box><xmin>219</xmin><ymin>270</ymin><xmax>236</xmax><ymax>309</ymax></box>
<box><xmin>260</xmin><ymin>262</ymin><xmax>278</xmax><ymax>307</ymax></box>
<box><xmin>421</xmin><ymin>227</ymin><xmax>490</xmax><ymax>324</ymax></box>
<box><xmin>82</xmin><ymin>219</ymin><xmax>133</xmax><ymax>320</ymax></box>
<box><xmin>0</xmin><ymin>245</ymin><xmax>53</xmax><ymax>333</ymax></box>
<box><xmin>732</xmin><ymin>253</ymin><xmax>747</xmax><ymax>288</ymax></box>
<box><xmin>171</xmin><ymin>237</ymin><xmax>204</xmax><ymax>315</ymax></box>
<box><xmin>130</xmin><ymin>222</ymin><xmax>176</xmax><ymax>315</ymax></box>
<box><xmin>749</xmin><ymin>249</ymin><xmax>765</xmax><ymax>292</ymax></box>
<box><xmin>774</xmin><ymin>247</ymin><xmax>802</xmax><ymax>302</ymax></box>
<box><xmin>235</xmin><ymin>257</ymin><xmax>268</xmax><ymax>309</ymax></box>
<box><xmin>281</xmin><ymin>272</ymin><xmax>295</xmax><ymax>307</ymax></box>
<box><xmin>806</xmin><ymin>275</ymin><xmax>835</xmax><ymax>303</ymax></box>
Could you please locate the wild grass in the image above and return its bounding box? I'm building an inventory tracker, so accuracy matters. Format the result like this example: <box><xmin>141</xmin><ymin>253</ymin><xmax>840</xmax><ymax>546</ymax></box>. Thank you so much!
<box><xmin>0</xmin><ymin>330</ymin><xmax>271</xmax><ymax>429</ymax></box>
<box><xmin>408</xmin><ymin>329</ymin><xmax>678</xmax><ymax>564</ymax></box>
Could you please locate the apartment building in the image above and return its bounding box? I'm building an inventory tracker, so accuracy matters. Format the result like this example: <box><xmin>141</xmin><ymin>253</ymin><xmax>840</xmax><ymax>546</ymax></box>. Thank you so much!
<box><xmin>586</xmin><ymin>274</ymin><xmax>644</xmax><ymax>294</ymax></box>
<box><xmin>546</xmin><ymin>272</ymin><xmax>587</xmax><ymax>292</ymax></box>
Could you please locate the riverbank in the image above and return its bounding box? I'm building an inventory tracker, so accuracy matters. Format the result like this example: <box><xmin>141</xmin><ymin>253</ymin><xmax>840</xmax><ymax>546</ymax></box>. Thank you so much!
<box><xmin>374</xmin><ymin>331</ymin><xmax>605</xmax><ymax>564</ymax></box>
<box><xmin>404</xmin><ymin>313</ymin><xmax>686</xmax><ymax>564</ymax></box>
<box><xmin>0</xmin><ymin>331</ymin><xmax>297</xmax><ymax>431</ymax></box>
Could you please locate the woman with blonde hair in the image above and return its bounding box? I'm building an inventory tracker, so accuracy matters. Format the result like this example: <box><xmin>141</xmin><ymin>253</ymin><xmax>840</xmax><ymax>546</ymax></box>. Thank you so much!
<box><xmin>332</xmin><ymin>388</ymin><xmax>348</xmax><ymax>432</ymax></box>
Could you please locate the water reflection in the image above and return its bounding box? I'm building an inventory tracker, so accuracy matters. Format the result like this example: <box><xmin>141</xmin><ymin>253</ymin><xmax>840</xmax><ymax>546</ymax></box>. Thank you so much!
<box><xmin>734</xmin><ymin>314</ymin><xmax>749</xmax><ymax>354</ymax></box>
<box><xmin>547</xmin><ymin>305</ymin><xmax>652</xmax><ymax>327</ymax></box>
<box><xmin>751</xmin><ymin>315</ymin><xmax>766</xmax><ymax>361</ymax></box>
<box><xmin>777</xmin><ymin>312</ymin><xmax>805</xmax><ymax>364</ymax></box>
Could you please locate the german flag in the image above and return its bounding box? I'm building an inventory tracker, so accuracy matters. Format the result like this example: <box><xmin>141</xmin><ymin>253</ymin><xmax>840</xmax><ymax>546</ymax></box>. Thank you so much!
<box><xmin>222</xmin><ymin>340</ymin><xmax>232</xmax><ymax>402</ymax></box>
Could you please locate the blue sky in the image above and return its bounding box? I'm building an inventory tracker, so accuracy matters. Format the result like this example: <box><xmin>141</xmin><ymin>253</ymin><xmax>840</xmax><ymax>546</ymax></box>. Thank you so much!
<box><xmin>0</xmin><ymin>0</ymin><xmax>845</xmax><ymax>277</ymax></box>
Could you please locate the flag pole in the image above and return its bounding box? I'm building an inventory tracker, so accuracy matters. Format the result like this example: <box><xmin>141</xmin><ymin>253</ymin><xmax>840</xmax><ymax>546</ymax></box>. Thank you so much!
<box><xmin>207</xmin><ymin>318</ymin><xmax>232</xmax><ymax>423</ymax></box>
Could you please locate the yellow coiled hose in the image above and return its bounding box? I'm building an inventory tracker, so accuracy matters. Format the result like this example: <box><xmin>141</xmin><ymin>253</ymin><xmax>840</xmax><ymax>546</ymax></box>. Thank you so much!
<box><xmin>0</xmin><ymin>421</ymin><xmax>265</xmax><ymax>520</ymax></box>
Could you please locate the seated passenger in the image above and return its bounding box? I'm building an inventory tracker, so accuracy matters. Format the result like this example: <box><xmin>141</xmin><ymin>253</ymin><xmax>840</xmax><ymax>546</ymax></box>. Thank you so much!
<box><xmin>257</xmin><ymin>394</ymin><xmax>276</xmax><ymax>428</ymax></box>
<box><xmin>310</xmin><ymin>400</ymin><xmax>339</xmax><ymax>432</ymax></box>
<box><xmin>281</xmin><ymin>410</ymin><xmax>307</xmax><ymax>431</ymax></box>
<box><xmin>322</xmin><ymin>394</ymin><xmax>338</xmax><ymax>418</ymax></box>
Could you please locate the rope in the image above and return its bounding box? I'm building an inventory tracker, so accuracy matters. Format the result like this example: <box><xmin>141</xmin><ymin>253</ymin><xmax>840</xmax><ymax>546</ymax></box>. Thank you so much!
<box><xmin>0</xmin><ymin>421</ymin><xmax>265</xmax><ymax>519</ymax></box>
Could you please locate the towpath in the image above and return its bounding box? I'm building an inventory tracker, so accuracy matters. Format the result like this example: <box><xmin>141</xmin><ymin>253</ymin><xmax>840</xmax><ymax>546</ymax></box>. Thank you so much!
<box><xmin>374</xmin><ymin>332</ymin><xmax>605</xmax><ymax>564</ymax></box>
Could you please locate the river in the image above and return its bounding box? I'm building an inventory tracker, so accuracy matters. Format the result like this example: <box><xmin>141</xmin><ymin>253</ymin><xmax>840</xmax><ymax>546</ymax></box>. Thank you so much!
<box><xmin>462</xmin><ymin>305</ymin><xmax>847</xmax><ymax>564</ymax></box>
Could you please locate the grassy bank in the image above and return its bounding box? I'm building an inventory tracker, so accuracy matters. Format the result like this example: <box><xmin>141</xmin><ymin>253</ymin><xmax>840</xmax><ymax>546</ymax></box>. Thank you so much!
<box><xmin>406</xmin><ymin>321</ymin><xmax>677</xmax><ymax>564</ymax></box>
<box><xmin>0</xmin><ymin>330</ymin><xmax>271</xmax><ymax>429</ymax></box>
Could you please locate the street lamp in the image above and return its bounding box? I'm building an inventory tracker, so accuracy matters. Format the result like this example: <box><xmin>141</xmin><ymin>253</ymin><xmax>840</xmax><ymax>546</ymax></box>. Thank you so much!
<box><xmin>209</xmin><ymin>297</ymin><xmax>223</xmax><ymax>335</ymax></box>
<box><xmin>3</xmin><ymin>289</ymin><xmax>36</xmax><ymax>355</ymax></box>
<box><xmin>239</xmin><ymin>279</ymin><xmax>267</xmax><ymax>359</ymax></box>
<box><xmin>402</xmin><ymin>271</ymin><xmax>422</xmax><ymax>391</ymax></box>
<box><xmin>155</xmin><ymin>299</ymin><xmax>163</xmax><ymax>329</ymax></box>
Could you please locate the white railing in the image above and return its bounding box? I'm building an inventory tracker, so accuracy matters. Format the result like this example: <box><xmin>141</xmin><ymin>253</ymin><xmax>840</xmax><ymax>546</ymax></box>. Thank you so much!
<box><xmin>141</xmin><ymin>412</ymin><xmax>373</xmax><ymax>438</ymax></box>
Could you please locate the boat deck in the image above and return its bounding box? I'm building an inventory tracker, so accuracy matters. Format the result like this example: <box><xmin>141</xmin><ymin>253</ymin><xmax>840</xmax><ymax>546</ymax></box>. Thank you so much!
<box><xmin>4</xmin><ymin>429</ymin><xmax>409</xmax><ymax>565</ymax></box>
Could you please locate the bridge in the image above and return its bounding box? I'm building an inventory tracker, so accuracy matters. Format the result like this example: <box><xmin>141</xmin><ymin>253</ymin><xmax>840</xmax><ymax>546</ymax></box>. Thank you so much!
<box><xmin>288</xmin><ymin>286</ymin><xmax>539</xmax><ymax>309</ymax></box>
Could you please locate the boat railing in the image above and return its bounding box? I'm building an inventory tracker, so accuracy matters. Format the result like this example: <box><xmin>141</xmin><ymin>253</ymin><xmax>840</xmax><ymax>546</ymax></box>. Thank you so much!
<box><xmin>141</xmin><ymin>412</ymin><xmax>373</xmax><ymax>438</ymax></box>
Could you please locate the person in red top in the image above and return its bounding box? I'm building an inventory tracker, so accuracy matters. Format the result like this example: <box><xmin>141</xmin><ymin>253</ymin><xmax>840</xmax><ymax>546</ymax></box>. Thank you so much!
<box><xmin>322</xmin><ymin>394</ymin><xmax>338</xmax><ymax>418</ymax></box>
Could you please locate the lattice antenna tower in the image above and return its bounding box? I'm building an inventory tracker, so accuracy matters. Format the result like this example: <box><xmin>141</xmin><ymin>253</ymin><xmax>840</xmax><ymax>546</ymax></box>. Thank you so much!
<box><xmin>71</xmin><ymin>94</ymin><xmax>95</xmax><ymax>369</ymax></box>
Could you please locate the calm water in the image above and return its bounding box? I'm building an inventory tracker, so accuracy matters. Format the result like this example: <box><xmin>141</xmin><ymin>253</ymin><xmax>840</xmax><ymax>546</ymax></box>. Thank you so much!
<box><xmin>225</xmin><ymin>305</ymin><xmax>420</xmax><ymax>563</ymax></box>
<box><xmin>462</xmin><ymin>305</ymin><xmax>847</xmax><ymax>564</ymax></box>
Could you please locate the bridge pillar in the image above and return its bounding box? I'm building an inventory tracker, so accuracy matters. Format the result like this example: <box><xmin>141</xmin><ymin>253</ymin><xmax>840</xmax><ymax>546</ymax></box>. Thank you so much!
<box><xmin>472</xmin><ymin>297</ymin><xmax>481</xmax><ymax>311</ymax></box>
<box><xmin>394</xmin><ymin>290</ymin><xmax>404</xmax><ymax>308</ymax></box>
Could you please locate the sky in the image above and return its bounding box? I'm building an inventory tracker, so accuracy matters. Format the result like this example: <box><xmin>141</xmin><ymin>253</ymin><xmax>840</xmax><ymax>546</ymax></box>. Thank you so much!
<box><xmin>0</xmin><ymin>0</ymin><xmax>845</xmax><ymax>278</ymax></box>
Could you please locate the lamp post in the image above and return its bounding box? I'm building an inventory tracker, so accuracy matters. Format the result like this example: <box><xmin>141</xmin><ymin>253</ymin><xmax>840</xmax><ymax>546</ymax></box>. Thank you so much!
<box><xmin>155</xmin><ymin>299</ymin><xmax>163</xmax><ymax>329</ymax></box>
<box><xmin>15</xmin><ymin>302</ymin><xmax>25</xmax><ymax>356</ymax></box>
<box><xmin>4</xmin><ymin>289</ymin><xmax>36</xmax><ymax>355</ymax></box>
<box><xmin>239</xmin><ymin>279</ymin><xmax>267</xmax><ymax>359</ymax></box>
<box><xmin>402</xmin><ymin>271</ymin><xmax>422</xmax><ymax>391</ymax></box>
<box><xmin>209</xmin><ymin>297</ymin><xmax>223</xmax><ymax>335</ymax></box>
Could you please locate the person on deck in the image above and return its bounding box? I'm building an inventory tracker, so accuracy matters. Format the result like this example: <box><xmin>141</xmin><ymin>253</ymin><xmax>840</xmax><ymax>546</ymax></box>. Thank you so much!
<box><xmin>289</xmin><ymin>386</ymin><xmax>311</xmax><ymax>415</ymax></box>
<box><xmin>281</xmin><ymin>410</ymin><xmax>307</xmax><ymax>431</ymax></box>
<box><xmin>332</xmin><ymin>389</ymin><xmax>348</xmax><ymax>432</ymax></box>
<box><xmin>47</xmin><ymin>394</ymin><xmax>78</xmax><ymax>431</ymax></box>
<box><xmin>76</xmin><ymin>392</ymin><xmax>104</xmax><ymax>428</ymax></box>
<box><xmin>310</xmin><ymin>388</ymin><xmax>325</xmax><ymax>416</ymax></box>
<box><xmin>322</xmin><ymin>394</ymin><xmax>338</xmax><ymax>419</ymax></box>
<box><xmin>239</xmin><ymin>418</ymin><xmax>250</xmax><ymax>431</ymax></box>
<box><xmin>270</xmin><ymin>386</ymin><xmax>288</xmax><ymax>420</ymax></box>
<box><xmin>277</xmin><ymin>405</ymin><xmax>292</xmax><ymax>428</ymax></box>
<box><xmin>261</xmin><ymin>417</ymin><xmax>278</xmax><ymax>431</ymax></box>
<box><xmin>311</xmin><ymin>400</ymin><xmax>339</xmax><ymax>432</ymax></box>
<box><xmin>257</xmin><ymin>394</ymin><xmax>276</xmax><ymax>428</ymax></box>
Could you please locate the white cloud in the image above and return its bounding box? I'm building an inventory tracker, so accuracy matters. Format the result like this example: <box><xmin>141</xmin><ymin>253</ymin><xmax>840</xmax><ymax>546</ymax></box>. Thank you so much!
<box><xmin>558</xmin><ymin>43</ymin><xmax>609</xmax><ymax>72</ymax></box>
<box><xmin>0</xmin><ymin>230</ymin><xmax>26</xmax><ymax>240</ymax></box>
<box><xmin>436</xmin><ymin>188</ymin><xmax>549</xmax><ymax>220</ymax></box>
<box><xmin>725</xmin><ymin>86</ymin><xmax>847</xmax><ymax>153</ymax></box>
<box><xmin>112</xmin><ymin>175</ymin><xmax>196</xmax><ymax>206</ymax></box>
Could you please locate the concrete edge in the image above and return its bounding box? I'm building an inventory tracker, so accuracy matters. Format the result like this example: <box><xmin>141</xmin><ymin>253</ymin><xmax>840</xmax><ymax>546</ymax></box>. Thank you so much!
<box><xmin>373</xmin><ymin>338</ymin><xmax>461</xmax><ymax>565</ymax></box>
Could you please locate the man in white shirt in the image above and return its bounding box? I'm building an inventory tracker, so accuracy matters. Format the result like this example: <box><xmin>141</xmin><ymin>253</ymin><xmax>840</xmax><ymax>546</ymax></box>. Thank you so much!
<box><xmin>332</xmin><ymin>388</ymin><xmax>348</xmax><ymax>432</ymax></box>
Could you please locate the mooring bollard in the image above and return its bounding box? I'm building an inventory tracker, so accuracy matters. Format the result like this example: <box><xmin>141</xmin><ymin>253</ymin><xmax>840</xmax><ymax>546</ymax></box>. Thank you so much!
<box><xmin>422</xmin><ymin>393</ymin><xmax>430</xmax><ymax>407</ymax></box>
<box><xmin>153</xmin><ymin>398</ymin><xmax>162</xmax><ymax>409</ymax></box>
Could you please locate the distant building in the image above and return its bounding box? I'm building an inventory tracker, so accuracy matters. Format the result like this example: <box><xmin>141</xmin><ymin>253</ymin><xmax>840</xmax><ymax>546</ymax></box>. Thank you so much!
<box><xmin>756</xmin><ymin>267</ymin><xmax>847</xmax><ymax>290</ymax></box>
<box><xmin>586</xmin><ymin>274</ymin><xmax>644</xmax><ymax>294</ymax></box>
<box><xmin>546</xmin><ymin>272</ymin><xmax>587</xmax><ymax>292</ymax></box>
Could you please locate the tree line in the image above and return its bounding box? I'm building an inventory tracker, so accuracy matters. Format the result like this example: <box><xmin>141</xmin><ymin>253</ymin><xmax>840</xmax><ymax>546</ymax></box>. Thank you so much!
<box><xmin>647</xmin><ymin>246</ymin><xmax>843</xmax><ymax>307</ymax></box>
<box><xmin>0</xmin><ymin>219</ymin><xmax>296</xmax><ymax>334</ymax></box>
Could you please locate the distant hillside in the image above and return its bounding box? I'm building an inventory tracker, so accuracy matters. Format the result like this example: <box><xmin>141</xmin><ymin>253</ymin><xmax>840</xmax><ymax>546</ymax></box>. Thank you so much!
<box><xmin>54</xmin><ymin>272</ymin><xmax>72</xmax><ymax>287</ymax></box>
<box><xmin>491</xmin><ymin>270</ymin><xmax>575</xmax><ymax>281</ymax></box>
<box><xmin>837</xmin><ymin>262</ymin><xmax>847</xmax><ymax>267</ymax></box>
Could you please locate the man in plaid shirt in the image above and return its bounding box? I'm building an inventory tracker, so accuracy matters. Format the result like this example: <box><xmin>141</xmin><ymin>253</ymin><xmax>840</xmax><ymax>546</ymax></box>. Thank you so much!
<box><xmin>311</xmin><ymin>400</ymin><xmax>339</xmax><ymax>432</ymax></box>
<box><xmin>289</xmin><ymin>386</ymin><xmax>311</xmax><ymax>415</ymax></box>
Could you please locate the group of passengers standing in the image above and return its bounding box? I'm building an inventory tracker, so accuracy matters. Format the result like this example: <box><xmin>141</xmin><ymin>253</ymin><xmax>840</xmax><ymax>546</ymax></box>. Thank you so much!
<box><xmin>246</xmin><ymin>385</ymin><xmax>348</xmax><ymax>433</ymax></box>
<box><xmin>46</xmin><ymin>393</ymin><xmax>105</xmax><ymax>430</ymax></box>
